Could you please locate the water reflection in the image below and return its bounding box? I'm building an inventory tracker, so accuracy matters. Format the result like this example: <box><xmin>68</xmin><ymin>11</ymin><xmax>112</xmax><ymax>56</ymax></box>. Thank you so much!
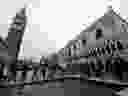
<box><xmin>0</xmin><ymin>88</ymin><xmax>16</xmax><ymax>96</ymax></box>
<box><xmin>22</xmin><ymin>80</ymin><xmax>114</xmax><ymax>96</ymax></box>
<box><xmin>23</xmin><ymin>84</ymin><xmax>64</xmax><ymax>96</ymax></box>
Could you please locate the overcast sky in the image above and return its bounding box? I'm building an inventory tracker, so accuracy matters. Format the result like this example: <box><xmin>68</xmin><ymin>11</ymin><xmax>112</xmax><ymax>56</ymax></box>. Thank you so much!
<box><xmin>2</xmin><ymin>0</ymin><xmax>126</xmax><ymax>60</ymax></box>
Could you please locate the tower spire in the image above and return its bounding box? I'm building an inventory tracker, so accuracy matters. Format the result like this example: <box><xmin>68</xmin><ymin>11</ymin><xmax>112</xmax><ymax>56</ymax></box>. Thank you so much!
<box><xmin>8</xmin><ymin>6</ymin><xmax>27</xmax><ymax>58</ymax></box>
<box><xmin>106</xmin><ymin>0</ymin><xmax>113</xmax><ymax>12</ymax></box>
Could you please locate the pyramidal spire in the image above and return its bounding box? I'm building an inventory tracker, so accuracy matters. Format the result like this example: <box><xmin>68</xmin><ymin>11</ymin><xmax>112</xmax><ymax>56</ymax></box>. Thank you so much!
<box><xmin>106</xmin><ymin>0</ymin><xmax>113</xmax><ymax>10</ymax></box>
<box><xmin>107</xmin><ymin>5</ymin><xmax>113</xmax><ymax>12</ymax></box>
<box><xmin>105</xmin><ymin>5</ymin><xmax>116</xmax><ymax>16</ymax></box>
<box><xmin>8</xmin><ymin>6</ymin><xmax>27</xmax><ymax>58</ymax></box>
<box><xmin>104</xmin><ymin>0</ymin><xmax>116</xmax><ymax>15</ymax></box>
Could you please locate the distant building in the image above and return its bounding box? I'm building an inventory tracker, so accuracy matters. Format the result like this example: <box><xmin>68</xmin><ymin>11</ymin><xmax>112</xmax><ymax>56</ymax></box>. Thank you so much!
<box><xmin>0</xmin><ymin>7</ymin><xmax>27</xmax><ymax>65</ymax></box>
<box><xmin>57</xmin><ymin>7</ymin><xmax>128</xmax><ymax>63</ymax></box>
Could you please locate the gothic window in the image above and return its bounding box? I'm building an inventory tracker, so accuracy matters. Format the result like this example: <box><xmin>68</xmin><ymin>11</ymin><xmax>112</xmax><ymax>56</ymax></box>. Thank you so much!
<box><xmin>95</xmin><ymin>28</ymin><xmax>104</xmax><ymax>40</ymax></box>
